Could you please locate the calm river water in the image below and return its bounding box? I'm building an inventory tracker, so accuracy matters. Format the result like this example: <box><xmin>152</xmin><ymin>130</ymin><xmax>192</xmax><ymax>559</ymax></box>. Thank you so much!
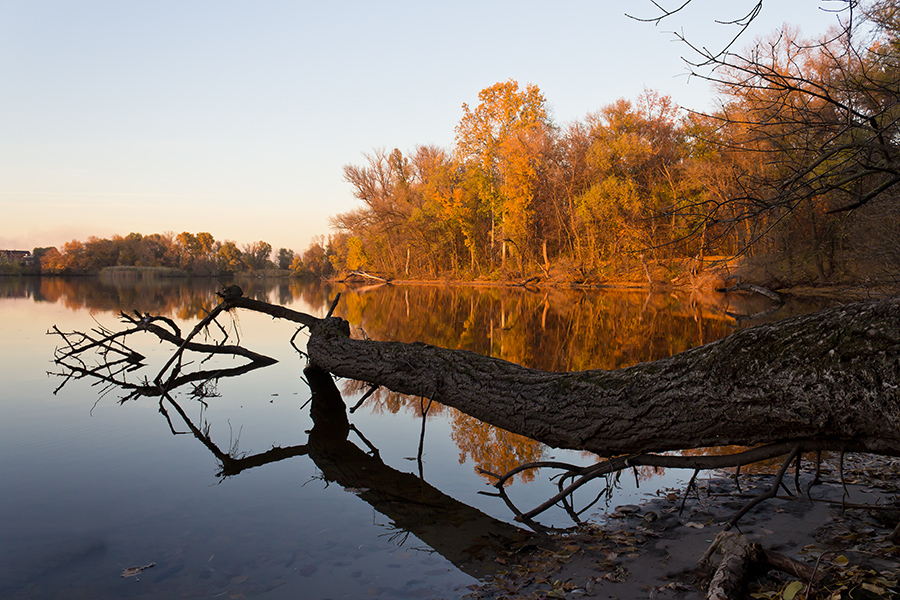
<box><xmin>0</xmin><ymin>276</ymin><xmax>833</xmax><ymax>599</ymax></box>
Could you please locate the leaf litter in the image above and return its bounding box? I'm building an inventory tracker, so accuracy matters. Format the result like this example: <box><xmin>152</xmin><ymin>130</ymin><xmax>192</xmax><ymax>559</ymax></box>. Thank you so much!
<box><xmin>467</xmin><ymin>454</ymin><xmax>900</xmax><ymax>599</ymax></box>
<box><xmin>120</xmin><ymin>562</ymin><xmax>155</xmax><ymax>578</ymax></box>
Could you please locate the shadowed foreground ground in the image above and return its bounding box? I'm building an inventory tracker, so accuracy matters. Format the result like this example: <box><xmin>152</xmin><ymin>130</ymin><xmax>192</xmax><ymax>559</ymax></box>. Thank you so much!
<box><xmin>469</xmin><ymin>454</ymin><xmax>900</xmax><ymax>599</ymax></box>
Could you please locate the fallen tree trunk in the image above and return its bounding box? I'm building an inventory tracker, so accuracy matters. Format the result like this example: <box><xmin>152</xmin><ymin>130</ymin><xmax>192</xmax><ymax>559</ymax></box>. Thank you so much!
<box><xmin>342</xmin><ymin>270</ymin><xmax>392</xmax><ymax>284</ymax></box>
<box><xmin>302</xmin><ymin>296</ymin><xmax>900</xmax><ymax>457</ymax></box>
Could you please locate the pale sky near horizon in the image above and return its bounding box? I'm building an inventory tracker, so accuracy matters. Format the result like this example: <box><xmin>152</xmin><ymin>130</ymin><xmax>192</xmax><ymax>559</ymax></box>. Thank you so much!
<box><xmin>0</xmin><ymin>1</ymin><xmax>846</xmax><ymax>255</ymax></box>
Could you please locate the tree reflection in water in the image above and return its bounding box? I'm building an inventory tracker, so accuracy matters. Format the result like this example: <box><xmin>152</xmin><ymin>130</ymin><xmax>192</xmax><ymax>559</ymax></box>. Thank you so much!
<box><xmin>50</xmin><ymin>323</ymin><xmax>536</xmax><ymax>578</ymax></box>
<box><xmin>333</xmin><ymin>284</ymin><xmax>828</xmax><ymax>485</ymax></box>
<box><xmin>339</xmin><ymin>379</ymin><xmax>545</xmax><ymax>484</ymax></box>
<box><xmin>42</xmin><ymin>277</ymin><xmax>832</xmax><ymax>523</ymax></box>
<box><xmin>188</xmin><ymin>366</ymin><xmax>534</xmax><ymax>577</ymax></box>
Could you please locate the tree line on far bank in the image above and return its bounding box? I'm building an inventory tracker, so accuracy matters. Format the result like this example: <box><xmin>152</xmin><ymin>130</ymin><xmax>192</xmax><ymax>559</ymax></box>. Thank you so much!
<box><xmin>329</xmin><ymin>1</ymin><xmax>900</xmax><ymax>286</ymax></box>
<box><xmin>12</xmin><ymin>231</ymin><xmax>337</xmax><ymax>278</ymax></box>
<box><xmin>11</xmin><ymin>2</ymin><xmax>898</xmax><ymax>287</ymax></box>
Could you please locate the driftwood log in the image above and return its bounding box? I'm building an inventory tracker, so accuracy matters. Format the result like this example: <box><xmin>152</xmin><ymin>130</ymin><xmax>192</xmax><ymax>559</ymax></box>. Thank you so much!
<box><xmin>297</xmin><ymin>296</ymin><xmax>900</xmax><ymax>458</ymax></box>
<box><xmin>57</xmin><ymin>292</ymin><xmax>900</xmax><ymax>461</ymax></box>
<box><xmin>340</xmin><ymin>270</ymin><xmax>392</xmax><ymax>284</ymax></box>
<box><xmin>699</xmin><ymin>531</ymin><xmax>823</xmax><ymax>600</ymax></box>
<box><xmin>63</xmin><ymin>292</ymin><xmax>900</xmax><ymax>482</ymax></box>
<box><xmin>717</xmin><ymin>281</ymin><xmax>784</xmax><ymax>303</ymax></box>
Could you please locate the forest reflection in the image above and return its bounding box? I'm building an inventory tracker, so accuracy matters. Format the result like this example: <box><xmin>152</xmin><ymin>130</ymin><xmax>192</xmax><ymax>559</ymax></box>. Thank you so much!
<box><xmin>50</xmin><ymin>314</ymin><xmax>533</xmax><ymax>571</ymax></box>
<box><xmin>335</xmin><ymin>284</ymin><xmax>832</xmax><ymax>484</ymax></box>
<box><xmin>6</xmin><ymin>276</ymin><xmax>337</xmax><ymax>320</ymax></box>
<box><xmin>21</xmin><ymin>276</ymin><xmax>834</xmax><ymax>486</ymax></box>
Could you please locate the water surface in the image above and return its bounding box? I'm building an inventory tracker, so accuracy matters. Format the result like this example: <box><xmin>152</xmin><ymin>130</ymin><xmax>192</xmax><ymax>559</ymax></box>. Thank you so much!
<box><xmin>0</xmin><ymin>277</ymin><xmax>831</xmax><ymax>599</ymax></box>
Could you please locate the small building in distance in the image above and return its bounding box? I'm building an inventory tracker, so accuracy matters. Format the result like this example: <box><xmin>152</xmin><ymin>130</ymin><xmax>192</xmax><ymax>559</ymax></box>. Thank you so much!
<box><xmin>0</xmin><ymin>250</ymin><xmax>35</xmax><ymax>266</ymax></box>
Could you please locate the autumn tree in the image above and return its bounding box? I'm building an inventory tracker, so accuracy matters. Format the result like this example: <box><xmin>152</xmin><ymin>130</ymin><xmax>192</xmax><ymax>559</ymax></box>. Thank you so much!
<box><xmin>337</xmin><ymin>148</ymin><xmax>416</xmax><ymax>274</ymax></box>
<box><xmin>678</xmin><ymin>113</ymin><xmax>759</xmax><ymax>258</ymax></box>
<box><xmin>191</xmin><ymin>232</ymin><xmax>218</xmax><ymax>275</ymax></box>
<box><xmin>673</xmin><ymin>1</ymin><xmax>900</xmax><ymax>278</ymax></box>
<box><xmin>135</xmin><ymin>233</ymin><xmax>176</xmax><ymax>268</ymax></box>
<box><xmin>406</xmin><ymin>145</ymin><xmax>476</xmax><ymax>275</ymax></box>
<box><xmin>172</xmin><ymin>231</ymin><xmax>202</xmax><ymax>272</ymax></box>
<box><xmin>39</xmin><ymin>247</ymin><xmax>65</xmax><ymax>274</ymax></box>
<box><xmin>242</xmin><ymin>240</ymin><xmax>273</xmax><ymax>271</ymax></box>
<box><xmin>569</xmin><ymin>92</ymin><xmax>690</xmax><ymax>270</ymax></box>
<box><xmin>454</xmin><ymin>80</ymin><xmax>552</xmax><ymax>271</ymax></box>
<box><xmin>336</xmin><ymin>145</ymin><xmax>481</xmax><ymax>277</ymax></box>
<box><xmin>289</xmin><ymin>254</ymin><xmax>308</xmax><ymax>277</ymax></box>
<box><xmin>301</xmin><ymin>237</ymin><xmax>333</xmax><ymax>278</ymax></box>
<box><xmin>276</xmin><ymin>248</ymin><xmax>295</xmax><ymax>270</ymax></box>
<box><xmin>113</xmin><ymin>233</ymin><xmax>142</xmax><ymax>267</ymax></box>
<box><xmin>195</xmin><ymin>232</ymin><xmax>215</xmax><ymax>255</ymax></box>
<box><xmin>217</xmin><ymin>241</ymin><xmax>243</xmax><ymax>274</ymax></box>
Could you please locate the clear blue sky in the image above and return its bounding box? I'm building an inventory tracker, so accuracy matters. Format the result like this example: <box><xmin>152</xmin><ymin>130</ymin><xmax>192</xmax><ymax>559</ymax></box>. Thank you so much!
<box><xmin>0</xmin><ymin>1</ymin><xmax>844</xmax><ymax>254</ymax></box>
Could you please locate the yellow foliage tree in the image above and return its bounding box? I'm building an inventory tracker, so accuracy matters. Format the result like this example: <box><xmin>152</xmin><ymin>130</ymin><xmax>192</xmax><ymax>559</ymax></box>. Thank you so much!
<box><xmin>345</xmin><ymin>236</ymin><xmax>369</xmax><ymax>271</ymax></box>
<box><xmin>455</xmin><ymin>80</ymin><xmax>551</xmax><ymax>270</ymax></box>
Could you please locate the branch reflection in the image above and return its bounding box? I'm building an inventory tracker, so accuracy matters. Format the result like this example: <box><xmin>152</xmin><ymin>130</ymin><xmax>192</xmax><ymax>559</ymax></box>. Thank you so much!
<box><xmin>51</xmin><ymin>328</ymin><xmax>535</xmax><ymax>578</ymax></box>
<box><xmin>157</xmin><ymin>367</ymin><xmax>536</xmax><ymax>577</ymax></box>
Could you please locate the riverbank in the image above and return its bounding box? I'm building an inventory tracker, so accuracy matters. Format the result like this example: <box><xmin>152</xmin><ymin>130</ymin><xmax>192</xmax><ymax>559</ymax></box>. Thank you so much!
<box><xmin>99</xmin><ymin>266</ymin><xmax>188</xmax><ymax>279</ymax></box>
<box><xmin>336</xmin><ymin>253</ymin><xmax>900</xmax><ymax>301</ymax></box>
<box><xmin>467</xmin><ymin>454</ymin><xmax>900</xmax><ymax>599</ymax></box>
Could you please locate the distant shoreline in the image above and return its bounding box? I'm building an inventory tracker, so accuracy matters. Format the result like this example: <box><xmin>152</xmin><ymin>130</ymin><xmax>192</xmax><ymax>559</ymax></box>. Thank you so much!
<box><xmin>3</xmin><ymin>265</ymin><xmax>895</xmax><ymax>303</ymax></box>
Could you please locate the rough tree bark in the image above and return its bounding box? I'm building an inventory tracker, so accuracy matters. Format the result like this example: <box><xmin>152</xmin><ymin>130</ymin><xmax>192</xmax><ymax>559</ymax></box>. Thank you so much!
<box><xmin>285</xmin><ymin>296</ymin><xmax>900</xmax><ymax>458</ymax></box>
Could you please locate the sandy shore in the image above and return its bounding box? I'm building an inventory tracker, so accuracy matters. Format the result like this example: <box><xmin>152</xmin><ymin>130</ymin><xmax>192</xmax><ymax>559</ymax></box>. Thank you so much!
<box><xmin>468</xmin><ymin>455</ymin><xmax>900</xmax><ymax>599</ymax></box>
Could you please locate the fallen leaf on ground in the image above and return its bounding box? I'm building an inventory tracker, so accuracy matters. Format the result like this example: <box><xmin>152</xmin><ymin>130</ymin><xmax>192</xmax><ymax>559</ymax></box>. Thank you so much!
<box><xmin>121</xmin><ymin>563</ymin><xmax>156</xmax><ymax>578</ymax></box>
<box><xmin>782</xmin><ymin>580</ymin><xmax>804</xmax><ymax>600</ymax></box>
